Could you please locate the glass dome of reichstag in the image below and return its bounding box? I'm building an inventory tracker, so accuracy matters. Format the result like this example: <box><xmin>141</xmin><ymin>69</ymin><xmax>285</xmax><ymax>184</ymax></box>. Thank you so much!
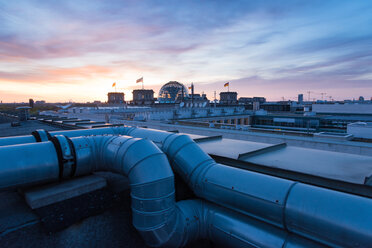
<box><xmin>158</xmin><ymin>81</ymin><xmax>189</xmax><ymax>103</ymax></box>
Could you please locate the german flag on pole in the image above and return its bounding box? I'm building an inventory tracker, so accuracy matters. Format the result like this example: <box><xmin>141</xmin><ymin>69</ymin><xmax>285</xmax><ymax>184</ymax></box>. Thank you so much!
<box><xmin>136</xmin><ymin>77</ymin><xmax>143</xmax><ymax>83</ymax></box>
<box><xmin>224</xmin><ymin>82</ymin><xmax>229</xmax><ymax>87</ymax></box>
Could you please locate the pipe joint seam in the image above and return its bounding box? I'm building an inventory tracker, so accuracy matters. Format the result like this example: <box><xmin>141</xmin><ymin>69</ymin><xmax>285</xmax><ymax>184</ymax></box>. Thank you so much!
<box><xmin>188</xmin><ymin>159</ymin><xmax>215</xmax><ymax>191</ymax></box>
<box><xmin>127</xmin><ymin>152</ymin><xmax>166</xmax><ymax>179</ymax></box>
<box><xmin>131</xmin><ymin>190</ymin><xmax>176</xmax><ymax>213</ymax></box>
<box><xmin>282</xmin><ymin>182</ymin><xmax>298</xmax><ymax>231</ymax></box>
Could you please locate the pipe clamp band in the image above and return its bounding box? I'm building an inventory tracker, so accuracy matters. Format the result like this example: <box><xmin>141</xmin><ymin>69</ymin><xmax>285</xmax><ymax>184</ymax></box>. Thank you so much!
<box><xmin>31</xmin><ymin>129</ymin><xmax>51</xmax><ymax>142</ymax></box>
<box><xmin>50</xmin><ymin>135</ymin><xmax>76</xmax><ymax>180</ymax></box>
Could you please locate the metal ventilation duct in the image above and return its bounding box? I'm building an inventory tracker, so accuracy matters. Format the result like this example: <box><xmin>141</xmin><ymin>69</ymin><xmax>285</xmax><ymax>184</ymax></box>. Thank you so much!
<box><xmin>124</xmin><ymin>127</ymin><xmax>372</xmax><ymax>248</ymax></box>
<box><xmin>0</xmin><ymin>135</ymin><xmax>324</xmax><ymax>247</ymax></box>
<box><xmin>0</xmin><ymin>127</ymin><xmax>371</xmax><ymax>247</ymax></box>
<box><xmin>0</xmin><ymin>127</ymin><xmax>128</xmax><ymax>146</ymax></box>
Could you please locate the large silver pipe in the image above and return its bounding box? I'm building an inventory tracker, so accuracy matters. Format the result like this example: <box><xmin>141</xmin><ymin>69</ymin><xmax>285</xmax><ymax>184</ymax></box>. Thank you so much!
<box><xmin>286</xmin><ymin>183</ymin><xmax>372</xmax><ymax>247</ymax></box>
<box><xmin>0</xmin><ymin>135</ymin><xmax>38</xmax><ymax>146</ymax></box>
<box><xmin>0</xmin><ymin>126</ymin><xmax>128</xmax><ymax>146</ymax></box>
<box><xmin>72</xmin><ymin>135</ymin><xmax>325</xmax><ymax>247</ymax></box>
<box><xmin>125</xmin><ymin>128</ymin><xmax>294</xmax><ymax>227</ymax></box>
<box><xmin>0</xmin><ymin>142</ymin><xmax>59</xmax><ymax>189</ymax></box>
<box><xmin>3</xmin><ymin>126</ymin><xmax>367</xmax><ymax>246</ymax></box>
<box><xmin>0</xmin><ymin>134</ymin><xmax>324</xmax><ymax>247</ymax></box>
<box><xmin>177</xmin><ymin>199</ymin><xmax>325</xmax><ymax>248</ymax></box>
<box><xmin>1</xmin><ymin>126</ymin><xmax>371</xmax><ymax>247</ymax></box>
<box><xmin>50</xmin><ymin>126</ymin><xmax>126</xmax><ymax>137</ymax></box>
<box><xmin>77</xmin><ymin>135</ymin><xmax>179</xmax><ymax>246</ymax></box>
<box><xmin>125</xmin><ymin>127</ymin><xmax>372</xmax><ymax>247</ymax></box>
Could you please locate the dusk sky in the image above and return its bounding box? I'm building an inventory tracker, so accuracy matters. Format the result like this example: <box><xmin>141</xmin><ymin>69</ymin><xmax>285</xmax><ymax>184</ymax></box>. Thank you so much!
<box><xmin>1</xmin><ymin>0</ymin><xmax>372</xmax><ymax>102</ymax></box>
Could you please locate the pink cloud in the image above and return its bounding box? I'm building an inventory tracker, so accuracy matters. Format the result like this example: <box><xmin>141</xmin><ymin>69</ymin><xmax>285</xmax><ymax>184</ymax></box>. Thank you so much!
<box><xmin>0</xmin><ymin>65</ymin><xmax>115</xmax><ymax>85</ymax></box>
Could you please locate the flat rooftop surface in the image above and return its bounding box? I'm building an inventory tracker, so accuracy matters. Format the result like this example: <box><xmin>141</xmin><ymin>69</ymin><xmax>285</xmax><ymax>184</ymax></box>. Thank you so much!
<box><xmin>197</xmin><ymin>137</ymin><xmax>372</xmax><ymax>185</ymax></box>
<box><xmin>198</xmin><ymin>138</ymin><xmax>271</xmax><ymax>159</ymax></box>
<box><xmin>0</xmin><ymin>121</ymin><xmax>62</xmax><ymax>137</ymax></box>
<box><xmin>5</xmin><ymin>114</ymin><xmax>371</xmax><ymax>188</ymax></box>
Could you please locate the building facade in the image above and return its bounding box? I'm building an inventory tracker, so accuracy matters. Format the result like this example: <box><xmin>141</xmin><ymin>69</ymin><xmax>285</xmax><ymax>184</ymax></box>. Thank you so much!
<box><xmin>239</xmin><ymin>97</ymin><xmax>266</xmax><ymax>105</ymax></box>
<box><xmin>253</xmin><ymin>97</ymin><xmax>266</xmax><ymax>103</ymax></box>
<box><xmin>184</xmin><ymin>93</ymin><xmax>209</xmax><ymax>107</ymax></box>
<box><xmin>107</xmin><ymin>92</ymin><xmax>125</xmax><ymax>104</ymax></box>
<box><xmin>298</xmin><ymin>94</ymin><xmax>304</xmax><ymax>103</ymax></box>
<box><xmin>238</xmin><ymin>97</ymin><xmax>253</xmax><ymax>104</ymax></box>
<box><xmin>132</xmin><ymin>89</ymin><xmax>154</xmax><ymax>105</ymax></box>
<box><xmin>220</xmin><ymin>92</ymin><xmax>238</xmax><ymax>105</ymax></box>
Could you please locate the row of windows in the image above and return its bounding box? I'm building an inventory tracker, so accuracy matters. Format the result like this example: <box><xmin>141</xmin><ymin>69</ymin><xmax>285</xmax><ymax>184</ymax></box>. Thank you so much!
<box><xmin>135</xmin><ymin>94</ymin><xmax>153</xmax><ymax>100</ymax></box>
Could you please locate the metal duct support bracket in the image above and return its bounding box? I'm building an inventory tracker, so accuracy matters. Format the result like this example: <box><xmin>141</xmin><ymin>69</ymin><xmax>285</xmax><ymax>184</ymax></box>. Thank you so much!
<box><xmin>31</xmin><ymin>129</ymin><xmax>51</xmax><ymax>142</ymax></box>
<box><xmin>50</xmin><ymin>135</ymin><xmax>76</xmax><ymax>179</ymax></box>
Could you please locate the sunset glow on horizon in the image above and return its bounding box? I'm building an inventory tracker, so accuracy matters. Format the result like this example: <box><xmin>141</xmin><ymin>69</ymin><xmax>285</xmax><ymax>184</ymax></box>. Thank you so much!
<box><xmin>1</xmin><ymin>0</ymin><xmax>372</xmax><ymax>103</ymax></box>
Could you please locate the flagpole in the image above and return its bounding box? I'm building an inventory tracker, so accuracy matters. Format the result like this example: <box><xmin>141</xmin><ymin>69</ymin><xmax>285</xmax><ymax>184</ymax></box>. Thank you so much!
<box><xmin>142</xmin><ymin>78</ymin><xmax>144</xmax><ymax>90</ymax></box>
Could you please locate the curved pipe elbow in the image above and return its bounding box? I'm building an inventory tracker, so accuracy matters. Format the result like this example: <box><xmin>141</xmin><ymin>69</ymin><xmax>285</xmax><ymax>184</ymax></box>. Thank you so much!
<box><xmin>70</xmin><ymin>135</ymin><xmax>184</xmax><ymax>247</ymax></box>
<box><xmin>0</xmin><ymin>134</ymin><xmax>185</xmax><ymax>247</ymax></box>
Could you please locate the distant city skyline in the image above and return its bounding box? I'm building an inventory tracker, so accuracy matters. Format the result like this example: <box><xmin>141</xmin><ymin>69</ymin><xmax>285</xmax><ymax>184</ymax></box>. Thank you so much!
<box><xmin>1</xmin><ymin>0</ymin><xmax>372</xmax><ymax>102</ymax></box>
